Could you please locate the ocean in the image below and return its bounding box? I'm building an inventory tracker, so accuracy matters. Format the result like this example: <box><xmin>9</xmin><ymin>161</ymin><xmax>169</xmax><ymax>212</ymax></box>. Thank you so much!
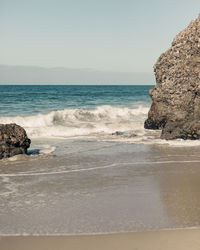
<box><xmin>1</xmin><ymin>85</ymin><xmax>200</xmax><ymax>235</ymax></box>
<box><xmin>0</xmin><ymin>85</ymin><xmax>151</xmax><ymax>116</ymax></box>
<box><xmin>0</xmin><ymin>85</ymin><xmax>152</xmax><ymax>140</ymax></box>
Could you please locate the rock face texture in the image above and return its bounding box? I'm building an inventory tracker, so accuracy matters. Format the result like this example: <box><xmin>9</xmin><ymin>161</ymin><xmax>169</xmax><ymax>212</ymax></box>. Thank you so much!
<box><xmin>145</xmin><ymin>15</ymin><xmax>200</xmax><ymax>139</ymax></box>
<box><xmin>0</xmin><ymin>124</ymin><xmax>31</xmax><ymax>159</ymax></box>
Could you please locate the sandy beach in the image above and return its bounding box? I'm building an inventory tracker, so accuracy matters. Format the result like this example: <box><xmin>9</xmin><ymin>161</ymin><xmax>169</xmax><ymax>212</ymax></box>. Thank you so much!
<box><xmin>1</xmin><ymin>229</ymin><xmax>200</xmax><ymax>250</ymax></box>
<box><xmin>1</xmin><ymin>140</ymin><xmax>200</xmax><ymax>235</ymax></box>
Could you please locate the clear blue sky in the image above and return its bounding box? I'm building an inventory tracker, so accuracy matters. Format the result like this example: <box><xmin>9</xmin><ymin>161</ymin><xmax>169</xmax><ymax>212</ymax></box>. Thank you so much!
<box><xmin>0</xmin><ymin>0</ymin><xmax>200</xmax><ymax>73</ymax></box>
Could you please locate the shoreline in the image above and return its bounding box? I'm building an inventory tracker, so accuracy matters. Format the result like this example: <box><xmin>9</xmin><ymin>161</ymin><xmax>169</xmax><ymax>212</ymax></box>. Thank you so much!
<box><xmin>1</xmin><ymin>141</ymin><xmax>200</xmax><ymax>235</ymax></box>
<box><xmin>0</xmin><ymin>225</ymin><xmax>200</xmax><ymax>236</ymax></box>
<box><xmin>1</xmin><ymin>228</ymin><xmax>200</xmax><ymax>250</ymax></box>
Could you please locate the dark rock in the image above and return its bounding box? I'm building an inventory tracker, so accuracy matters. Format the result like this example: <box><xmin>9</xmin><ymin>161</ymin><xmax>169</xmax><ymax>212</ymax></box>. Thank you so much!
<box><xmin>112</xmin><ymin>131</ymin><xmax>124</xmax><ymax>136</ymax></box>
<box><xmin>161</xmin><ymin>120</ymin><xmax>200</xmax><ymax>140</ymax></box>
<box><xmin>144</xmin><ymin>116</ymin><xmax>167</xmax><ymax>129</ymax></box>
<box><xmin>145</xmin><ymin>14</ymin><xmax>200</xmax><ymax>139</ymax></box>
<box><xmin>0</xmin><ymin>123</ymin><xmax>31</xmax><ymax>159</ymax></box>
<box><xmin>112</xmin><ymin>130</ymin><xmax>137</xmax><ymax>138</ymax></box>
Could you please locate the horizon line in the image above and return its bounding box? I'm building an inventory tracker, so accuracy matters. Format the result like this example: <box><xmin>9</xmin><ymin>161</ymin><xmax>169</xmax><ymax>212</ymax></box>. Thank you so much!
<box><xmin>0</xmin><ymin>64</ymin><xmax>153</xmax><ymax>75</ymax></box>
<box><xmin>0</xmin><ymin>83</ymin><xmax>155</xmax><ymax>86</ymax></box>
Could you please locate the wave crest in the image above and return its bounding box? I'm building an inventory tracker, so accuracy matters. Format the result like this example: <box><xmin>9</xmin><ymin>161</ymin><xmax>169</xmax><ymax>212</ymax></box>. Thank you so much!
<box><xmin>0</xmin><ymin>105</ymin><xmax>149</xmax><ymax>138</ymax></box>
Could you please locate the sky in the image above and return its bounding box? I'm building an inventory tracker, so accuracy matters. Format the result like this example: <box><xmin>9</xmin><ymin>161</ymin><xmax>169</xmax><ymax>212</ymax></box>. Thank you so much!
<box><xmin>0</xmin><ymin>0</ymin><xmax>200</xmax><ymax>84</ymax></box>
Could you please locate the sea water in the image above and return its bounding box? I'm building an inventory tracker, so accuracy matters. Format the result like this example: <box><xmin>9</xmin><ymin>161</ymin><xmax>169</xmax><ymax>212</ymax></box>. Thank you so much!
<box><xmin>0</xmin><ymin>85</ymin><xmax>152</xmax><ymax>139</ymax></box>
<box><xmin>0</xmin><ymin>85</ymin><xmax>151</xmax><ymax>116</ymax></box>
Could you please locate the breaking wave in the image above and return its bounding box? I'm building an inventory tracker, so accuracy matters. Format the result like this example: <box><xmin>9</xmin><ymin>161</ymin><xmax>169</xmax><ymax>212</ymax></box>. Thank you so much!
<box><xmin>0</xmin><ymin>105</ymin><xmax>149</xmax><ymax>139</ymax></box>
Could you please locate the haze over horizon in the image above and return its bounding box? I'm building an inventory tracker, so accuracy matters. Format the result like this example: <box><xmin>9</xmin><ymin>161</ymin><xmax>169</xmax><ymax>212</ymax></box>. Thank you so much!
<box><xmin>1</xmin><ymin>0</ymin><xmax>200</xmax><ymax>84</ymax></box>
<box><xmin>0</xmin><ymin>64</ymin><xmax>154</xmax><ymax>85</ymax></box>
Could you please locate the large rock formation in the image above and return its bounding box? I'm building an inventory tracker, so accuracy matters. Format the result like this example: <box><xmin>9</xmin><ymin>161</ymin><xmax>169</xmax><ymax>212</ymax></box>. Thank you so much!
<box><xmin>145</xmin><ymin>15</ymin><xmax>200</xmax><ymax>139</ymax></box>
<box><xmin>0</xmin><ymin>124</ymin><xmax>31</xmax><ymax>159</ymax></box>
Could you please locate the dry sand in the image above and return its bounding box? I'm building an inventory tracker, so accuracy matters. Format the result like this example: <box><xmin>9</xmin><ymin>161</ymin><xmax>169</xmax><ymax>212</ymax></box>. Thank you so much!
<box><xmin>1</xmin><ymin>229</ymin><xmax>200</xmax><ymax>250</ymax></box>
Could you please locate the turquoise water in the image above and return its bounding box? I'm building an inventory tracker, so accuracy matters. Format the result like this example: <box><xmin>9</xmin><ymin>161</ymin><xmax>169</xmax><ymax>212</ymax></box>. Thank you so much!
<box><xmin>0</xmin><ymin>85</ymin><xmax>153</xmax><ymax>116</ymax></box>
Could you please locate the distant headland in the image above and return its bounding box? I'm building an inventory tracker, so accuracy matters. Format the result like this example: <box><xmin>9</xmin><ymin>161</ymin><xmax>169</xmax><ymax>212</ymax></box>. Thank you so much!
<box><xmin>0</xmin><ymin>65</ymin><xmax>154</xmax><ymax>85</ymax></box>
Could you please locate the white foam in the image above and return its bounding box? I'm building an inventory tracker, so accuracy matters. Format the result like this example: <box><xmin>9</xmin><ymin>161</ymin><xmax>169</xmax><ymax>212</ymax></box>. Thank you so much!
<box><xmin>1</xmin><ymin>105</ymin><xmax>200</xmax><ymax>147</ymax></box>
<box><xmin>152</xmin><ymin>138</ymin><xmax>200</xmax><ymax>147</ymax></box>
<box><xmin>0</xmin><ymin>105</ymin><xmax>149</xmax><ymax>139</ymax></box>
<box><xmin>1</xmin><ymin>160</ymin><xmax>200</xmax><ymax>177</ymax></box>
<box><xmin>6</xmin><ymin>155</ymin><xmax>26</xmax><ymax>161</ymax></box>
<box><xmin>39</xmin><ymin>145</ymin><xmax>56</xmax><ymax>154</ymax></box>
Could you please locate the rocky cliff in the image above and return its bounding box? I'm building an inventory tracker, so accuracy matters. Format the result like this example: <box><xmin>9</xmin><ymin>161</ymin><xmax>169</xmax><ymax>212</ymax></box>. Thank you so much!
<box><xmin>0</xmin><ymin>124</ymin><xmax>31</xmax><ymax>159</ymax></box>
<box><xmin>145</xmin><ymin>15</ymin><xmax>200</xmax><ymax>139</ymax></box>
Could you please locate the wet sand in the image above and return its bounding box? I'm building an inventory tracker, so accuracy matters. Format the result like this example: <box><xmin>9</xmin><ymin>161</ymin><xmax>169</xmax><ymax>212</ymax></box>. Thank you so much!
<box><xmin>1</xmin><ymin>139</ymin><xmax>200</xmax><ymax>235</ymax></box>
<box><xmin>1</xmin><ymin>229</ymin><xmax>200</xmax><ymax>250</ymax></box>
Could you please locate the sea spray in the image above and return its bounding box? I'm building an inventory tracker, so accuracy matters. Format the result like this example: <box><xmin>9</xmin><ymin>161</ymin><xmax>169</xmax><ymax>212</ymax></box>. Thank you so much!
<box><xmin>0</xmin><ymin>105</ymin><xmax>149</xmax><ymax>138</ymax></box>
